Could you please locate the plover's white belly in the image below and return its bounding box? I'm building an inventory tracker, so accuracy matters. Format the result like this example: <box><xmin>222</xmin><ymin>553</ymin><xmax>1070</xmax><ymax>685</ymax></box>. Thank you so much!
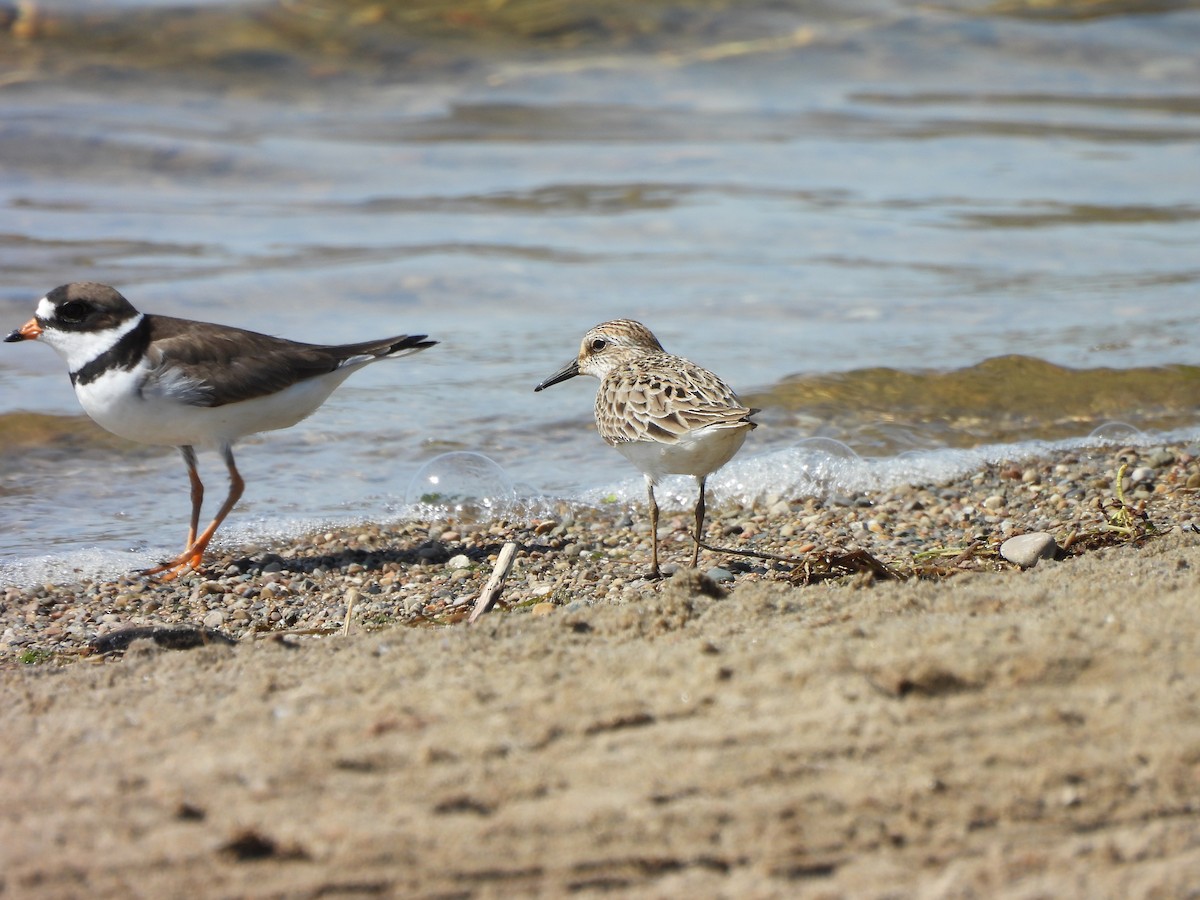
<box><xmin>615</xmin><ymin>422</ymin><xmax>750</xmax><ymax>483</ymax></box>
<box><xmin>74</xmin><ymin>365</ymin><xmax>356</xmax><ymax>448</ymax></box>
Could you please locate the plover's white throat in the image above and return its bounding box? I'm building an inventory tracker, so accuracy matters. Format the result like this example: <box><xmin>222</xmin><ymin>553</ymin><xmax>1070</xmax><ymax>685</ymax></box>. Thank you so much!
<box><xmin>535</xmin><ymin>318</ymin><xmax>757</xmax><ymax>578</ymax></box>
<box><xmin>6</xmin><ymin>282</ymin><xmax>437</xmax><ymax>579</ymax></box>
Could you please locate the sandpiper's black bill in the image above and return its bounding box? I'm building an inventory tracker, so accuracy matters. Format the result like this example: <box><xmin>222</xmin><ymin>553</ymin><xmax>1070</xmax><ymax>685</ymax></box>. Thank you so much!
<box><xmin>534</xmin><ymin>359</ymin><xmax>580</xmax><ymax>392</ymax></box>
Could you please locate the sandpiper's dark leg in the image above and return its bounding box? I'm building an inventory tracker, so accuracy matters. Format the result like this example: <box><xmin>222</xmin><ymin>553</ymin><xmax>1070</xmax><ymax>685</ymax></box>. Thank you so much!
<box><xmin>691</xmin><ymin>475</ymin><xmax>707</xmax><ymax>569</ymax></box>
<box><xmin>647</xmin><ymin>477</ymin><xmax>661</xmax><ymax>579</ymax></box>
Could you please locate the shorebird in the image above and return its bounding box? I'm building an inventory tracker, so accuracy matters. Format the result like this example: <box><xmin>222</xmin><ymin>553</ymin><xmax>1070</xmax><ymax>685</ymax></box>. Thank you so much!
<box><xmin>535</xmin><ymin>318</ymin><xmax>756</xmax><ymax>578</ymax></box>
<box><xmin>6</xmin><ymin>282</ymin><xmax>436</xmax><ymax>579</ymax></box>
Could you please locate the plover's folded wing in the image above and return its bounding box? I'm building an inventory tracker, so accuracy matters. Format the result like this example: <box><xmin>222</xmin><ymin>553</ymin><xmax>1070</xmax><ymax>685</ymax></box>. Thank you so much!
<box><xmin>141</xmin><ymin>316</ymin><xmax>434</xmax><ymax>408</ymax></box>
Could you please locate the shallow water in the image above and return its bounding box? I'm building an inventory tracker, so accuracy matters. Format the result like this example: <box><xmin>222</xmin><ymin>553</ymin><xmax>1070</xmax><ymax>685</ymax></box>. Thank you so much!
<box><xmin>2</xmin><ymin>0</ymin><xmax>1199</xmax><ymax>581</ymax></box>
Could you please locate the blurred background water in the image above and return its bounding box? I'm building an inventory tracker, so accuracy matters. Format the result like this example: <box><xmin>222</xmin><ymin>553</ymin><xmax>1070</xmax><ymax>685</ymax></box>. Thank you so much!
<box><xmin>2</xmin><ymin>0</ymin><xmax>1199</xmax><ymax>582</ymax></box>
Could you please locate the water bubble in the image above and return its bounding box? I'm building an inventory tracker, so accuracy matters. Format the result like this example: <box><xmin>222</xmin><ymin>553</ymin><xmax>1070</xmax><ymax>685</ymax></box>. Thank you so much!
<box><xmin>1087</xmin><ymin>422</ymin><xmax>1145</xmax><ymax>445</ymax></box>
<box><xmin>403</xmin><ymin>452</ymin><xmax>516</xmax><ymax>523</ymax></box>
<box><xmin>793</xmin><ymin>437</ymin><xmax>861</xmax><ymax>460</ymax></box>
<box><xmin>507</xmin><ymin>481</ymin><xmax>557</xmax><ymax>519</ymax></box>
<box><xmin>787</xmin><ymin>438</ymin><xmax>865</xmax><ymax>498</ymax></box>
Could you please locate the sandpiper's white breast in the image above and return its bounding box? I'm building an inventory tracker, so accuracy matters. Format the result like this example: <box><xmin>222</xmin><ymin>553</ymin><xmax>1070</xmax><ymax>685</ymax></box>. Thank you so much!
<box><xmin>615</xmin><ymin>421</ymin><xmax>751</xmax><ymax>483</ymax></box>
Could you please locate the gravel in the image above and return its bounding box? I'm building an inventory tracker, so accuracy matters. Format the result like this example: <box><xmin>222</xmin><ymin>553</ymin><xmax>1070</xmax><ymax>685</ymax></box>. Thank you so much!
<box><xmin>3</xmin><ymin>444</ymin><xmax>1198</xmax><ymax>665</ymax></box>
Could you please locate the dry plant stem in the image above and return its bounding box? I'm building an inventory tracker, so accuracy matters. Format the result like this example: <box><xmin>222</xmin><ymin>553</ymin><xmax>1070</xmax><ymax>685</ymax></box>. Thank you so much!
<box><xmin>694</xmin><ymin>537</ymin><xmax>904</xmax><ymax>581</ymax></box>
<box><xmin>693</xmin><ymin>537</ymin><xmax>806</xmax><ymax>567</ymax></box>
<box><xmin>468</xmin><ymin>541</ymin><xmax>519</xmax><ymax>624</ymax></box>
<box><xmin>342</xmin><ymin>591</ymin><xmax>356</xmax><ymax>637</ymax></box>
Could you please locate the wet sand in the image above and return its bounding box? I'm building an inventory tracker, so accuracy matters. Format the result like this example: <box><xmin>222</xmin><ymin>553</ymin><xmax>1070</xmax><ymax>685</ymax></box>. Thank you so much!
<box><xmin>3</xmin><ymin>446</ymin><xmax>1200</xmax><ymax>896</ymax></box>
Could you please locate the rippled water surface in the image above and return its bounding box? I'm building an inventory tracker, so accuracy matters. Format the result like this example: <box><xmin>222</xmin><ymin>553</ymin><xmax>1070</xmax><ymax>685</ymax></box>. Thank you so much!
<box><xmin>2</xmin><ymin>0</ymin><xmax>1199</xmax><ymax>577</ymax></box>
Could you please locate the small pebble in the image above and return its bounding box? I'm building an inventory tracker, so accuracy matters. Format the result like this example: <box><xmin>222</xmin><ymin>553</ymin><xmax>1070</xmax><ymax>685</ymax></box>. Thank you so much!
<box><xmin>1147</xmin><ymin>450</ymin><xmax>1175</xmax><ymax>468</ymax></box>
<box><xmin>1000</xmin><ymin>533</ymin><xmax>1059</xmax><ymax>569</ymax></box>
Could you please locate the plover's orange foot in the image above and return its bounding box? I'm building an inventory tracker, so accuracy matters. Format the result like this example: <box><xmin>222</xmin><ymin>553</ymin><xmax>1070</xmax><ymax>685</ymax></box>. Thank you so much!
<box><xmin>141</xmin><ymin>551</ymin><xmax>205</xmax><ymax>581</ymax></box>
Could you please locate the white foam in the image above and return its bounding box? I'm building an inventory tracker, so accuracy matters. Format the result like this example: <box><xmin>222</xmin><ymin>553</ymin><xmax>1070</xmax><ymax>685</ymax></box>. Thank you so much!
<box><xmin>0</xmin><ymin>547</ymin><xmax>163</xmax><ymax>590</ymax></box>
<box><xmin>581</xmin><ymin>425</ymin><xmax>1200</xmax><ymax>510</ymax></box>
<box><xmin>7</xmin><ymin>425</ymin><xmax>1200</xmax><ymax>588</ymax></box>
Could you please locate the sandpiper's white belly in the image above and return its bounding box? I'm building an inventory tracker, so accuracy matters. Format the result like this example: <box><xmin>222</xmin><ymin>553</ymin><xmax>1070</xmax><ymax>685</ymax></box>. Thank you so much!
<box><xmin>74</xmin><ymin>364</ymin><xmax>356</xmax><ymax>448</ymax></box>
<box><xmin>615</xmin><ymin>421</ymin><xmax>751</xmax><ymax>484</ymax></box>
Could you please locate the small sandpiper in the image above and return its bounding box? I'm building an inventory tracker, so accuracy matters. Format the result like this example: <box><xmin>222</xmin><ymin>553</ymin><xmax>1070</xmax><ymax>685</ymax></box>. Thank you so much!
<box><xmin>536</xmin><ymin>318</ymin><xmax>757</xmax><ymax>578</ymax></box>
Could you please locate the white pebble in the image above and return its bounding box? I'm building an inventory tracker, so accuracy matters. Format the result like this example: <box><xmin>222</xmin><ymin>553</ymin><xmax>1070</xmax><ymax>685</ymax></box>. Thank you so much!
<box><xmin>1000</xmin><ymin>532</ymin><xmax>1059</xmax><ymax>569</ymax></box>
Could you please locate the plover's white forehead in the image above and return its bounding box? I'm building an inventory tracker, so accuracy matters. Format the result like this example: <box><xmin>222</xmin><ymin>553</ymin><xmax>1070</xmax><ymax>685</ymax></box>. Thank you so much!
<box><xmin>35</xmin><ymin>296</ymin><xmax>56</xmax><ymax>321</ymax></box>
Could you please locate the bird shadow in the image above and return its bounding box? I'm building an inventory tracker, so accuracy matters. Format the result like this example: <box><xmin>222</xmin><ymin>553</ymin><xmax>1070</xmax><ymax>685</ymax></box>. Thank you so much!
<box><xmin>223</xmin><ymin>536</ymin><xmax>555</xmax><ymax>579</ymax></box>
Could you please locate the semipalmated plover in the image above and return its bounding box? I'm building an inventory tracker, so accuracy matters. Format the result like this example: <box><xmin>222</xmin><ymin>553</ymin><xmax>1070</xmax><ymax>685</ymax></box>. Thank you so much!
<box><xmin>6</xmin><ymin>282</ymin><xmax>436</xmax><ymax>579</ymax></box>
<box><xmin>535</xmin><ymin>319</ymin><xmax>756</xmax><ymax>578</ymax></box>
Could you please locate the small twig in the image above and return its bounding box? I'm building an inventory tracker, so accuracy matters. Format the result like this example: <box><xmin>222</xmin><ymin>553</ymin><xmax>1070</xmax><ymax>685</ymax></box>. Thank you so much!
<box><xmin>342</xmin><ymin>590</ymin><xmax>356</xmax><ymax>637</ymax></box>
<box><xmin>949</xmin><ymin>541</ymin><xmax>991</xmax><ymax>567</ymax></box>
<box><xmin>911</xmin><ymin>546</ymin><xmax>973</xmax><ymax>563</ymax></box>
<box><xmin>468</xmin><ymin>542</ymin><xmax>519</xmax><ymax>624</ymax></box>
<box><xmin>695</xmin><ymin>538</ymin><xmax>809</xmax><ymax>567</ymax></box>
<box><xmin>252</xmin><ymin>627</ymin><xmax>341</xmax><ymax>640</ymax></box>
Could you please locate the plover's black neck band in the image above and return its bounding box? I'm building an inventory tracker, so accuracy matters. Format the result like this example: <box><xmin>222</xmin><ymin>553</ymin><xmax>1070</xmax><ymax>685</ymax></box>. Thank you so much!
<box><xmin>70</xmin><ymin>315</ymin><xmax>152</xmax><ymax>387</ymax></box>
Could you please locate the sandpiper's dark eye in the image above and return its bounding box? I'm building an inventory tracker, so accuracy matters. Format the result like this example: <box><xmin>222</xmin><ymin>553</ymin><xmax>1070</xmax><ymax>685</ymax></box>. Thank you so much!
<box><xmin>58</xmin><ymin>300</ymin><xmax>89</xmax><ymax>323</ymax></box>
<box><xmin>590</xmin><ymin>338</ymin><xmax>607</xmax><ymax>352</ymax></box>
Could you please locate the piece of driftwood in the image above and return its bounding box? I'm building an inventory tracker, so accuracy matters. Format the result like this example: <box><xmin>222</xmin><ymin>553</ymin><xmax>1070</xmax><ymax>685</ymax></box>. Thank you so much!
<box><xmin>88</xmin><ymin>625</ymin><xmax>237</xmax><ymax>655</ymax></box>
<box><xmin>468</xmin><ymin>541</ymin><xmax>519</xmax><ymax>624</ymax></box>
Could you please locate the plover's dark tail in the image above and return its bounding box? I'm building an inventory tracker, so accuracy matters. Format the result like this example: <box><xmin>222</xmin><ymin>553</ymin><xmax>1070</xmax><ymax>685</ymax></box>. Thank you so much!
<box><xmin>335</xmin><ymin>334</ymin><xmax>437</xmax><ymax>366</ymax></box>
<box><xmin>383</xmin><ymin>334</ymin><xmax>437</xmax><ymax>358</ymax></box>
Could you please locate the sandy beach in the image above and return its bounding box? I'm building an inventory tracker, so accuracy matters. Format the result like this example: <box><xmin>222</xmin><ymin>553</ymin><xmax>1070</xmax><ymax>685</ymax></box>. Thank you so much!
<box><xmin>3</xmin><ymin>444</ymin><xmax>1200</xmax><ymax>897</ymax></box>
<box><xmin>4</xmin><ymin>1</ymin><xmax>1200</xmax><ymax>894</ymax></box>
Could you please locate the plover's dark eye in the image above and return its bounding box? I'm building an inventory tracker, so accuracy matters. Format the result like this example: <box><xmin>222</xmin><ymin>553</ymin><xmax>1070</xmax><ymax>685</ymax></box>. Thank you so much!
<box><xmin>58</xmin><ymin>300</ymin><xmax>89</xmax><ymax>323</ymax></box>
<box><xmin>590</xmin><ymin>338</ymin><xmax>607</xmax><ymax>352</ymax></box>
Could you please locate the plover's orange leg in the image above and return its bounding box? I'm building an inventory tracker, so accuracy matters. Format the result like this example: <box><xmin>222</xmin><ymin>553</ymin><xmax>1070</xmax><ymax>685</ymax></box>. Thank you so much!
<box><xmin>144</xmin><ymin>446</ymin><xmax>243</xmax><ymax>581</ymax></box>
<box><xmin>180</xmin><ymin>446</ymin><xmax>203</xmax><ymax>549</ymax></box>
